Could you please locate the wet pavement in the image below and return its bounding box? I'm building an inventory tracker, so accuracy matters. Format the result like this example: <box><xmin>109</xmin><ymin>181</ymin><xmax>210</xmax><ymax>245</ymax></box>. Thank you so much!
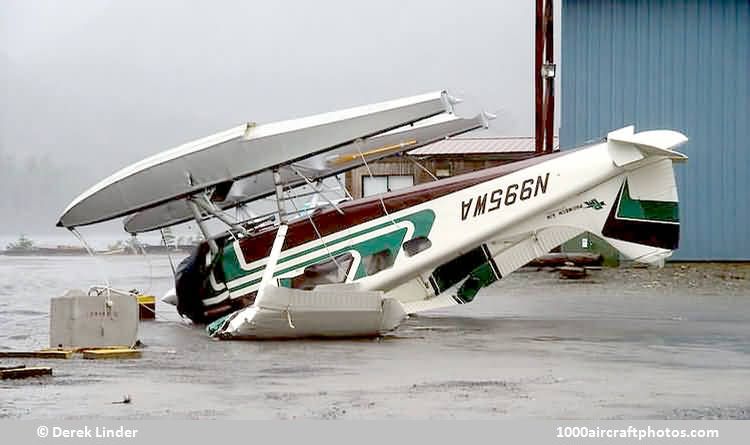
<box><xmin>1</xmin><ymin>255</ymin><xmax>749</xmax><ymax>419</ymax></box>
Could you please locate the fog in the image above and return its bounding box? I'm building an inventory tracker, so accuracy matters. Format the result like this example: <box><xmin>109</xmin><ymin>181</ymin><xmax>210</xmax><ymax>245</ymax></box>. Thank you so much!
<box><xmin>1</xmin><ymin>0</ymin><xmax>559</xmax><ymax>241</ymax></box>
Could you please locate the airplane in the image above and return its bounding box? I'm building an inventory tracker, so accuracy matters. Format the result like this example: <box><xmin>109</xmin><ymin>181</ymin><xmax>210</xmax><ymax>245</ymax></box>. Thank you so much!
<box><xmin>57</xmin><ymin>91</ymin><xmax>688</xmax><ymax>339</ymax></box>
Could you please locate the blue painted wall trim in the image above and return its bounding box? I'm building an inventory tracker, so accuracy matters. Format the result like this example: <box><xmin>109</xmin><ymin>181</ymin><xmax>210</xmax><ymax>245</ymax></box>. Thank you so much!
<box><xmin>561</xmin><ymin>0</ymin><xmax>750</xmax><ymax>260</ymax></box>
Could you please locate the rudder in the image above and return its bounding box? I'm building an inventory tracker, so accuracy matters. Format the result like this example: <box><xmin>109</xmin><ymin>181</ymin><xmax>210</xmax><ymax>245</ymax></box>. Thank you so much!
<box><xmin>561</xmin><ymin>154</ymin><xmax>682</xmax><ymax>266</ymax></box>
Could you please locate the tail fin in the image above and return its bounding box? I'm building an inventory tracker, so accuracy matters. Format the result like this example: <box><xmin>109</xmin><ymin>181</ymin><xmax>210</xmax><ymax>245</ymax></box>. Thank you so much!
<box><xmin>593</xmin><ymin>160</ymin><xmax>681</xmax><ymax>264</ymax></box>
<box><xmin>398</xmin><ymin>127</ymin><xmax>688</xmax><ymax>313</ymax></box>
<box><xmin>574</xmin><ymin>127</ymin><xmax>688</xmax><ymax>265</ymax></box>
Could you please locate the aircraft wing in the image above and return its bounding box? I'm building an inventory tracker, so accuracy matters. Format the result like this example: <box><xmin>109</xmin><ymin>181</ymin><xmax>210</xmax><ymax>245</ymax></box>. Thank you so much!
<box><xmin>122</xmin><ymin>112</ymin><xmax>490</xmax><ymax>233</ymax></box>
<box><xmin>57</xmin><ymin>91</ymin><xmax>462</xmax><ymax>229</ymax></box>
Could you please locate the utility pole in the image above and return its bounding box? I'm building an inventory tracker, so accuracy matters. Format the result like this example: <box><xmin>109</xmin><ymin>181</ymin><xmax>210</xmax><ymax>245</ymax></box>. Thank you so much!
<box><xmin>535</xmin><ymin>0</ymin><xmax>556</xmax><ymax>154</ymax></box>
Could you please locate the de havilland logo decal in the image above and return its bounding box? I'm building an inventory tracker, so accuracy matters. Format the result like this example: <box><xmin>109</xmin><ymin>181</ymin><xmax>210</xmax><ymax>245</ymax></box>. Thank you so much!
<box><xmin>584</xmin><ymin>199</ymin><xmax>607</xmax><ymax>210</ymax></box>
<box><xmin>545</xmin><ymin>197</ymin><xmax>607</xmax><ymax>221</ymax></box>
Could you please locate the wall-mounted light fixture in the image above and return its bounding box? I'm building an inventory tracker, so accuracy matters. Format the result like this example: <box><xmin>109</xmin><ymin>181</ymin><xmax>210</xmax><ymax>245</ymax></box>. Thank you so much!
<box><xmin>542</xmin><ymin>63</ymin><xmax>556</xmax><ymax>79</ymax></box>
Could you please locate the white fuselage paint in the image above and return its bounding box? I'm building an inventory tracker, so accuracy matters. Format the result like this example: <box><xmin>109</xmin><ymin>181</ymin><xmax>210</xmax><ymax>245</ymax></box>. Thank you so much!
<box><xmin>354</xmin><ymin>143</ymin><xmax>619</xmax><ymax>292</ymax></box>
<box><xmin>220</xmin><ymin>141</ymin><xmax>637</xmax><ymax>301</ymax></box>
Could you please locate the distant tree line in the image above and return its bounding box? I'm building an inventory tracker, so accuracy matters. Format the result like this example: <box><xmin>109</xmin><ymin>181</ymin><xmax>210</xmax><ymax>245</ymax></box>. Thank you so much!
<box><xmin>0</xmin><ymin>149</ymin><xmax>95</xmax><ymax>234</ymax></box>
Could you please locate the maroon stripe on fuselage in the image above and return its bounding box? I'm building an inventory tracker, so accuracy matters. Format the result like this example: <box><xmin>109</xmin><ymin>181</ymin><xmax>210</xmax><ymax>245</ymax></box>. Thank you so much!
<box><xmin>235</xmin><ymin>149</ymin><xmax>571</xmax><ymax>264</ymax></box>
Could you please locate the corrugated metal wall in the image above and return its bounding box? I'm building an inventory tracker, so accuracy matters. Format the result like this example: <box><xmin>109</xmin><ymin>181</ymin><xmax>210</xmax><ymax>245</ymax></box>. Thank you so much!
<box><xmin>561</xmin><ymin>0</ymin><xmax>750</xmax><ymax>260</ymax></box>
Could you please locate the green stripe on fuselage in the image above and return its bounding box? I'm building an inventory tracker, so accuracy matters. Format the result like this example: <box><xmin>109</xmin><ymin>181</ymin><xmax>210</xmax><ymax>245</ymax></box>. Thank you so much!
<box><xmin>219</xmin><ymin>209</ymin><xmax>436</xmax><ymax>290</ymax></box>
<box><xmin>226</xmin><ymin>227</ymin><xmax>408</xmax><ymax>293</ymax></box>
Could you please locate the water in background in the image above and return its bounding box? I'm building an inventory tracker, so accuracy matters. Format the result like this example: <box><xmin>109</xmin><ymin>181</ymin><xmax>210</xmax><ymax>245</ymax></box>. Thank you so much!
<box><xmin>0</xmin><ymin>233</ymin><xmax>166</xmax><ymax>251</ymax></box>
<box><xmin>0</xmin><ymin>254</ymin><xmax>185</xmax><ymax>351</ymax></box>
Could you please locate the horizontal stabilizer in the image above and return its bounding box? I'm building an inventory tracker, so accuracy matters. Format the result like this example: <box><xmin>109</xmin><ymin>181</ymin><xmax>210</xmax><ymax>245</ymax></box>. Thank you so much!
<box><xmin>607</xmin><ymin>125</ymin><xmax>688</xmax><ymax>167</ymax></box>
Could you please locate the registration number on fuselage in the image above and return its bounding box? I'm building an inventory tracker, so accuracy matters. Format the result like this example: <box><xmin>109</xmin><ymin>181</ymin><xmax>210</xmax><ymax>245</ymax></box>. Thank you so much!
<box><xmin>461</xmin><ymin>173</ymin><xmax>550</xmax><ymax>221</ymax></box>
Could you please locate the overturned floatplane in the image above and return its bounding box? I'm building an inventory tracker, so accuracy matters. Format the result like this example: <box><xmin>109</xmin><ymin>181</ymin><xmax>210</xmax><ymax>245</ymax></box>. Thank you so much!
<box><xmin>58</xmin><ymin>90</ymin><xmax>688</xmax><ymax>339</ymax></box>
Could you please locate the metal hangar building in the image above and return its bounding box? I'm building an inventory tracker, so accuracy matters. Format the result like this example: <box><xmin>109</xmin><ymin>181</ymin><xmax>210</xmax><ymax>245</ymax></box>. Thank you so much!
<box><xmin>560</xmin><ymin>0</ymin><xmax>749</xmax><ymax>260</ymax></box>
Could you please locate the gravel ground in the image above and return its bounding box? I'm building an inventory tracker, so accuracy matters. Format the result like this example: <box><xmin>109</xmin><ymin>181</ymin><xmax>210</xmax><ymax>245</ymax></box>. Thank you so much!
<box><xmin>1</xmin><ymin>256</ymin><xmax>749</xmax><ymax>419</ymax></box>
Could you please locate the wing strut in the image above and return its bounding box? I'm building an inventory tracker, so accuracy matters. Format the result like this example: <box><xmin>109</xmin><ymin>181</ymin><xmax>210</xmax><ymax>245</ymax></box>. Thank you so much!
<box><xmin>186</xmin><ymin>198</ymin><xmax>219</xmax><ymax>254</ymax></box>
<box><xmin>273</xmin><ymin>169</ymin><xmax>288</xmax><ymax>224</ymax></box>
<box><xmin>191</xmin><ymin>195</ymin><xmax>249</xmax><ymax>236</ymax></box>
<box><xmin>255</xmin><ymin>168</ymin><xmax>290</xmax><ymax>305</ymax></box>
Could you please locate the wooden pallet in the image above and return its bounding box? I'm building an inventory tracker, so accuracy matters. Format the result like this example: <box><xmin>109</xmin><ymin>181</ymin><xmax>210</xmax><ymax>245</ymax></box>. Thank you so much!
<box><xmin>41</xmin><ymin>346</ymin><xmax>131</xmax><ymax>353</ymax></box>
<box><xmin>558</xmin><ymin>265</ymin><xmax>588</xmax><ymax>279</ymax></box>
<box><xmin>0</xmin><ymin>350</ymin><xmax>74</xmax><ymax>359</ymax></box>
<box><xmin>0</xmin><ymin>346</ymin><xmax>140</xmax><ymax>360</ymax></box>
<box><xmin>0</xmin><ymin>366</ymin><xmax>53</xmax><ymax>379</ymax></box>
<box><xmin>82</xmin><ymin>349</ymin><xmax>142</xmax><ymax>360</ymax></box>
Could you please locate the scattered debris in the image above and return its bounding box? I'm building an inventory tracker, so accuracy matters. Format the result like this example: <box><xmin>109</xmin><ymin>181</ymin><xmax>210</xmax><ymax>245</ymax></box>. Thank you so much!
<box><xmin>112</xmin><ymin>395</ymin><xmax>132</xmax><ymax>404</ymax></box>
<box><xmin>527</xmin><ymin>253</ymin><xmax>604</xmax><ymax>268</ymax></box>
<box><xmin>532</xmin><ymin>336</ymin><xmax>565</xmax><ymax>342</ymax></box>
<box><xmin>44</xmin><ymin>346</ymin><xmax>131</xmax><ymax>353</ymax></box>
<box><xmin>137</xmin><ymin>294</ymin><xmax>156</xmax><ymax>320</ymax></box>
<box><xmin>558</xmin><ymin>265</ymin><xmax>587</xmax><ymax>279</ymax></box>
<box><xmin>717</xmin><ymin>272</ymin><xmax>745</xmax><ymax>281</ymax></box>
<box><xmin>0</xmin><ymin>350</ymin><xmax>73</xmax><ymax>359</ymax></box>
<box><xmin>1</xmin><ymin>366</ymin><xmax>53</xmax><ymax>380</ymax></box>
<box><xmin>83</xmin><ymin>348</ymin><xmax>142</xmax><ymax>360</ymax></box>
<box><xmin>0</xmin><ymin>347</ymin><xmax>142</xmax><ymax>361</ymax></box>
<box><xmin>0</xmin><ymin>365</ymin><xmax>26</xmax><ymax>371</ymax></box>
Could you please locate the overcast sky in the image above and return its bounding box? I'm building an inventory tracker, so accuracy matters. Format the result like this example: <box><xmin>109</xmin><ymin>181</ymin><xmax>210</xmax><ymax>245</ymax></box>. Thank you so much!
<box><xmin>1</xmin><ymin>0</ymin><xmax>560</xmax><ymax>238</ymax></box>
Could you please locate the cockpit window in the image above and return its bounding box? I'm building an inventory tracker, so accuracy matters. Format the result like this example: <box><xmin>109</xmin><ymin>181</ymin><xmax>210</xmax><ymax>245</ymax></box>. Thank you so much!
<box><xmin>362</xmin><ymin>249</ymin><xmax>395</xmax><ymax>275</ymax></box>
<box><xmin>403</xmin><ymin>236</ymin><xmax>432</xmax><ymax>257</ymax></box>
<box><xmin>291</xmin><ymin>253</ymin><xmax>354</xmax><ymax>290</ymax></box>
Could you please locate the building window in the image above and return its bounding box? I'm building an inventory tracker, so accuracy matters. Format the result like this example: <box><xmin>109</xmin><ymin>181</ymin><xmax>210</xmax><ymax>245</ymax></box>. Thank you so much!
<box><xmin>362</xmin><ymin>175</ymin><xmax>414</xmax><ymax>197</ymax></box>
